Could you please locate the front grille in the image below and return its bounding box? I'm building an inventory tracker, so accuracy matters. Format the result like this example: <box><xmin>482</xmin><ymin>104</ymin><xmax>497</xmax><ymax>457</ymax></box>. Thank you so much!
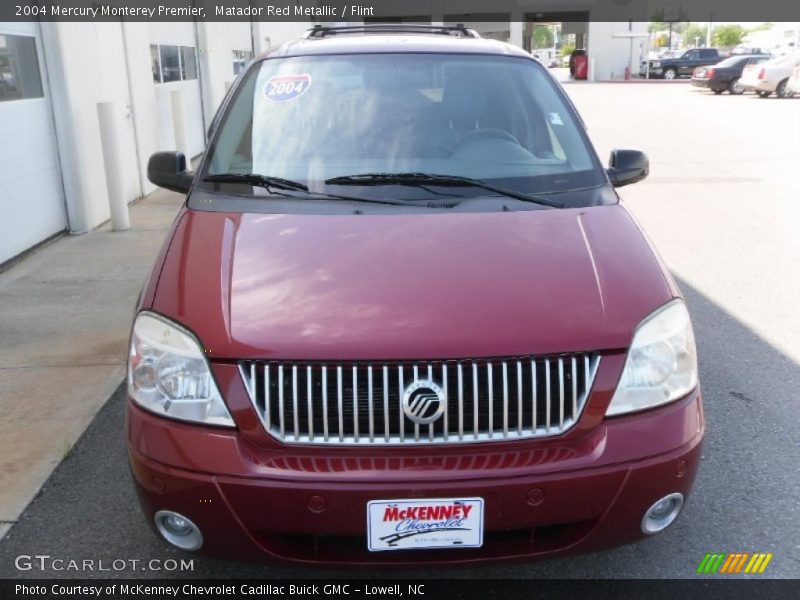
<box><xmin>240</xmin><ymin>354</ymin><xmax>600</xmax><ymax>445</ymax></box>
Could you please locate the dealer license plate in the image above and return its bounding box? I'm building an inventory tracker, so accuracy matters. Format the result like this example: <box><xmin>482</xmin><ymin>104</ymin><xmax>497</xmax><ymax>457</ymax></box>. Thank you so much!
<box><xmin>367</xmin><ymin>497</ymin><xmax>484</xmax><ymax>551</ymax></box>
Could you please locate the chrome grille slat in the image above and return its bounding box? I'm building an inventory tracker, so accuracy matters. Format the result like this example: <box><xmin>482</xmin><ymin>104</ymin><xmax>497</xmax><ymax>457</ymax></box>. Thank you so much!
<box><xmin>472</xmin><ymin>363</ymin><xmax>479</xmax><ymax>440</ymax></box>
<box><xmin>306</xmin><ymin>366</ymin><xmax>313</xmax><ymax>441</ymax></box>
<box><xmin>531</xmin><ymin>359</ymin><xmax>537</xmax><ymax>431</ymax></box>
<box><xmin>397</xmin><ymin>366</ymin><xmax>404</xmax><ymax>442</ymax></box>
<box><xmin>545</xmin><ymin>359</ymin><xmax>551</xmax><ymax>433</ymax></box>
<box><xmin>241</xmin><ymin>353</ymin><xmax>601</xmax><ymax>446</ymax></box>
<box><xmin>292</xmin><ymin>365</ymin><xmax>299</xmax><ymax>440</ymax></box>
<box><xmin>413</xmin><ymin>365</ymin><xmax>420</xmax><ymax>442</ymax></box>
<box><xmin>382</xmin><ymin>366</ymin><xmax>389</xmax><ymax>442</ymax></box>
<box><xmin>558</xmin><ymin>357</ymin><xmax>564</xmax><ymax>430</ymax></box>
<box><xmin>336</xmin><ymin>366</ymin><xmax>343</xmax><ymax>442</ymax></box>
<box><xmin>264</xmin><ymin>365</ymin><xmax>270</xmax><ymax>431</ymax></box>
<box><xmin>487</xmin><ymin>362</ymin><xmax>493</xmax><ymax>438</ymax></box>
<box><xmin>502</xmin><ymin>362</ymin><xmax>509</xmax><ymax>437</ymax></box>
<box><xmin>321</xmin><ymin>365</ymin><xmax>329</xmax><ymax>441</ymax></box>
<box><xmin>516</xmin><ymin>361</ymin><xmax>523</xmax><ymax>434</ymax></box>
<box><xmin>367</xmin><ymin>366</ymin><xmax>374</xmax><ymax>442</ymax></box>
<box><xmin>428</xmin><ymin>364</ymin><xmax>434</xmax><ymax>442</ymax></box>
<box><xmin>278</xmin><ymin>365</ymin><xmax>285</xmax><ymax>438</ymax></box>
<box><xmin>457</xmin><ymin>363</ymin><xmax>464</xmax><ymax>440</ymax></box>
<box><xmin>352</xmin><ymin>365</ymin><xmax>359</xmax><ymax>442</ymax></box>
<box><xmin>442</xmin><ymin>364</ymin><xmax>449</xmax><ymax>441</ymax></box>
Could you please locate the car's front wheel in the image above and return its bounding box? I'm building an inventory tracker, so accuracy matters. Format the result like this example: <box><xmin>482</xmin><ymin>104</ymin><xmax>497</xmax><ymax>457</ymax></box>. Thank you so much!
<box><xmin>776</xmin><ymin>79</ymin><xmax>795</xmax><ymax>98</ymax></box>
<box><xmin>728</xmin><ymin>77</ymin><xmax>744</xmax><ymax>95</ymax></box>
<box><xmin>663</xmin><ymin>68</ymin><xmax>677</xmax><ymax>80</ymax></box>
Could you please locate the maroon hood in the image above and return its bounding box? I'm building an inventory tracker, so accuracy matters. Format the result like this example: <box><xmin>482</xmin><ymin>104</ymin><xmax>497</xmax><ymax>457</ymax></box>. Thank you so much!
<box><xmin>151</xmin><ymin>205</ymin><xmax>674</xmax><ymax>360</ymax></box>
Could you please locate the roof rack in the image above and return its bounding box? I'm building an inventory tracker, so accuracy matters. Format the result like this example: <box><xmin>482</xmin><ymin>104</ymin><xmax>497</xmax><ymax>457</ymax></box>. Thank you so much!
<box><xmin>304</xmin><ymin>24</ymin><xmax>481</xmax><ymax>39</ymax></box>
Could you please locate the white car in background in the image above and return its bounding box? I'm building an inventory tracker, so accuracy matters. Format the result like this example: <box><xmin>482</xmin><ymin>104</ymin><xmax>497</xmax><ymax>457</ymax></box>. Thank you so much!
<box><xmin>739</xmin><ymin>53</ymin><xmax>800</xmax><ymax>98</ymax></box>
<box><xmin>789</xmin><ymin>64</ymin><xmax>800</xmax><ymax>93</ymax></box>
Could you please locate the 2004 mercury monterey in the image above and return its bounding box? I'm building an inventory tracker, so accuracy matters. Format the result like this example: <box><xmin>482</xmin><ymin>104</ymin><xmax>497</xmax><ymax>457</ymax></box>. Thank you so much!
<box><xmin>127</xmin><ymin>24</ymin><xmax>704</xmax><ymax>564</ymax></box>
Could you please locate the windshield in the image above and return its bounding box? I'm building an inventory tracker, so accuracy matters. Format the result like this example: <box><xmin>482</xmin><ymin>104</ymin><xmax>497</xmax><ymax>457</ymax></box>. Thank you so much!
<box><xmin>203</xmin><ymin>53</ymin><xmax>603</xmax><ymax>198</ymax></box>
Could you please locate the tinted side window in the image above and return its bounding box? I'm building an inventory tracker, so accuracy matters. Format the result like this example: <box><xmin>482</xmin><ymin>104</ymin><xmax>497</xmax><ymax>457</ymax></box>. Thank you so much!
<box><xmin>699</xmin><ymin>49</ymin><xmax>716</xmax><ymax>59</ymax></box>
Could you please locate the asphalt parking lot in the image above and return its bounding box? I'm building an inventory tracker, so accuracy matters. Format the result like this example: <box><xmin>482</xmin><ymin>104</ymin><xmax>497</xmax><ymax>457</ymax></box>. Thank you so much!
<box><xmin>1</xmin><ymin>83</ymin><xmax>798</xmax><ymax>579</ymax></box>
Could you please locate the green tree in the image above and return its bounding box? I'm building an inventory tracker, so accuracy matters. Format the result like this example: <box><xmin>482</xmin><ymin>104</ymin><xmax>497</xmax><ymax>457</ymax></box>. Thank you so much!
<box><xmin>560</xmin><ymin>43</ymin><xmax>575</xmax><ymax>59</ymax></box>
<box><xmin>683</xmin><ymin>23</ymin><xmax>708</xmax><ymax>47</ymax></box>
<box><xmin>713</xmin><ymin>24</ymin><xmax>746</xmax><ymax>49</ymax></box>
<box><xmin>531</xmin><ymin>25</ymin><xmax>554</xmax><ymax>50</ymax></box>
<box><xmin>748</xmin><ymin>23</ymin><xmax>773</xmax><ymax>33</ymax></box>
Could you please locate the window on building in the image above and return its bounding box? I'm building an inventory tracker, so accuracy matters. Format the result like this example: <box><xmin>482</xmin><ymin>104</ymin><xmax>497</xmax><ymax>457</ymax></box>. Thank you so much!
<box><xmin>180</xmin><ymin>46</ymin><xmax>197</xmax><ymax>80</ymax></box>
<box><xmin>232</xmin><ymin>49</ymin><xmax>253</xmax><ymax>76</ymax></box>
<box><xmin>0</xmin><ymin>34</ymin><xmax>44</xmax><ymax>102</ymax></box>
<box><xmin>160</xmin><ymin>45</ymin><xmax>181</xmax><ymax>82</ymax></box>
<box><xmin>150</xmin><ymin>45</ymin><xmax>161</xmax><ymax>83</ymax></box>
<box><xmin>150</xmin><ymin>44</ymin><xmax>198</xmax><ymax>84</ymax></box>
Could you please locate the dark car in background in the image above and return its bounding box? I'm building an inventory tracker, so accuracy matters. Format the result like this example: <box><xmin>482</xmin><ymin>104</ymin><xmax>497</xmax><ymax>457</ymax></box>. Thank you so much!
<box><xmin>692</xmin><ymin>54</ymin><xmax>772</xmax><ymax>94</ymax></box>
<box><xmin>643</xmin><ymin>48</ymin><xmax>723</xmax><ymax>79</ymax></box>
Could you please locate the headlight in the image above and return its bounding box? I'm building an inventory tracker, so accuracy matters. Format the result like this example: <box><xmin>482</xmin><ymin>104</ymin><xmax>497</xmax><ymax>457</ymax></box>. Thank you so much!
<box><xmin>651</xmin><ymin>61</ymin><xmax>661</xmax><ymax>68</ymax></box>
<box><xmin>606</xmin><ymin>301</ymin><xmax>697</xmax><ymax>416</ymax></box>
<box><xmin>128</xmin><ymin>312</ymin><xmax>234</xmax><ymax>427</ymax></box>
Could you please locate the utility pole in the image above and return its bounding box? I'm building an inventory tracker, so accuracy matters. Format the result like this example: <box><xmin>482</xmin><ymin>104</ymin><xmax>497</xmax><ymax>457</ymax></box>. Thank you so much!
<box><xmin>706</xmin><ymin>14</ymin><xmax>714</xmax><ymax>47</ymax></box>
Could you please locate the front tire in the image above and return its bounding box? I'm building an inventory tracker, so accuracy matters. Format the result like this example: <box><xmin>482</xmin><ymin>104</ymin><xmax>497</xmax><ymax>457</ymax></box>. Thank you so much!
<box><xmin>728</xmin><ymin>77</ymin><xmax>744</xmax><ymax>95</ymax></box>
<box><xmin>663</xmin><ymin>68</ymin><xmax>677</xmax><ymax>80</ymax></box>
<box><xmin>776</xmin><ymin>79</ymin><xmax>795</xmax><ymax>98</ymax></box>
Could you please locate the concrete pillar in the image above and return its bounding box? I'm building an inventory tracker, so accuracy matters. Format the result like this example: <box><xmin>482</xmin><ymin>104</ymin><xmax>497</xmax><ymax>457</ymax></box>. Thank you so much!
<box><xmin>96</xmin><ymin>102</ymin><xmax>130</xmax><ymax>231</ymax></box>
<box><xmin>170</xmin><ymin>89</ymin><xmax>190</xmax><ymax>158</ymax></box>
<box><xmin>509</xmin><ymin>13</ymin><xmax>524</xmax><ymax>48</ymax></box>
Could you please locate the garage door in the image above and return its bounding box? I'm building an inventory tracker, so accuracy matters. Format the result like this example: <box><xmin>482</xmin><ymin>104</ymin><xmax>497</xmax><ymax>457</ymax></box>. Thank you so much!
<box><xmin>0</xmin><ymin>23</ymin><xmax>66</xmax><ymax>265</ymax></box>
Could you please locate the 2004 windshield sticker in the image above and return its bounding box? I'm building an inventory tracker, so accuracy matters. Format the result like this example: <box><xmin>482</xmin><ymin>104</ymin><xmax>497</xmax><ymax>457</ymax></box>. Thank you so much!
<box><xmin>265</xmin><ymin>74</ymin><xmax>312</xmax><ymax>102</ymax></box>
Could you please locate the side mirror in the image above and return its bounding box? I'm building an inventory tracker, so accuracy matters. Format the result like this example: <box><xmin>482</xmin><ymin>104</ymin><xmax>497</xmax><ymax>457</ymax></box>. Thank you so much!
<box><xmin>147</xmin><ymin>151</ymin><xmax>193</xmax><ymax>194</ymax></box>
<box><xmin>606</xmin><ymin>149</ymin><xmax>649</xmax><ymax>187</ymax></box>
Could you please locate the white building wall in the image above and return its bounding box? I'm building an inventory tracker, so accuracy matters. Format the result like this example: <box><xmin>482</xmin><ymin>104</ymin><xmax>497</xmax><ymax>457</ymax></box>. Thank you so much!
<box><xmin>38</xmin><ymin>22</ymin><xmax>119</xmax><ymax>232</ymax></box>
<box><xmin>197</xmin><ymin>22</ymin><xmax>252</xmax><ymax>125</ymax></box>
<box><xmin>587</xmin><ymin>21</ymin><xmax>647</xmax><ymax>80</ymax></box>
<box><xmin>148</xmin><ymin>23</ymin><xmax>205</xmax><ymax>158</ymax></box>
<box><xmin>121</xmin><ymin>22</ymin><xmax>160</xmax><ymax>198</ymax></box>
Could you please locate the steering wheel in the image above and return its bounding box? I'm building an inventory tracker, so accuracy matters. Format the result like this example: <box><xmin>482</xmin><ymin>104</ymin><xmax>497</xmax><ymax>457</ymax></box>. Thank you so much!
<box><xmin>453</xmin><ymin>128</ymin><xmax>520</xmax><ymax>151</ymax></box>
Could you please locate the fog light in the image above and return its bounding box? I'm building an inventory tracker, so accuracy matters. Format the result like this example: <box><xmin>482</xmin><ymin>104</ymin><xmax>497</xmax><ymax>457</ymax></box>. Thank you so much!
<box><xmin>641</xmin><ymin>493</ymin><xmax>684</xmax><ymax>534</ymax></box>
<box><xmin>154</xmin><ymin>510</ymin><xmax>203</xmax><ymax>551</ymax></box>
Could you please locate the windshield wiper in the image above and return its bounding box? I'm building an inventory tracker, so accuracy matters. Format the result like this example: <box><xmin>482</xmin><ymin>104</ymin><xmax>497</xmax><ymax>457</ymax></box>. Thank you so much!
<box><xmin>325</xmin><ymin>173</ymin><xmax>565</xmax><ymax>209</ymax></box>
<box><xmin>204</xmin><ymin>173</ymin><xmax>309</xmax><ymax>192</ymax></box>
<box><xmin>203</xmin><ymin>172</ymin><xmax>433</xmax><ymax>208</ymax></box>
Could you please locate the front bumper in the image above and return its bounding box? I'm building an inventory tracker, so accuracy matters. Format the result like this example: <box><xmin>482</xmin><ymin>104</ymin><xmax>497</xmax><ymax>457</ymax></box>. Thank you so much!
<box><xmin>127</xmin><ymin>380</ymin><xmax>704</xmax><ymax>565</ymax></box>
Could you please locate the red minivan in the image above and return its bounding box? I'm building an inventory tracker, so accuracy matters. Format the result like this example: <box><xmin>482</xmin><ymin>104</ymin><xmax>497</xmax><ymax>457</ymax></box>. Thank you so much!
<box><xmin>128</xmin><ymin>24</ymin><xmax>703</xmax><ymax>564</ymax></box>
